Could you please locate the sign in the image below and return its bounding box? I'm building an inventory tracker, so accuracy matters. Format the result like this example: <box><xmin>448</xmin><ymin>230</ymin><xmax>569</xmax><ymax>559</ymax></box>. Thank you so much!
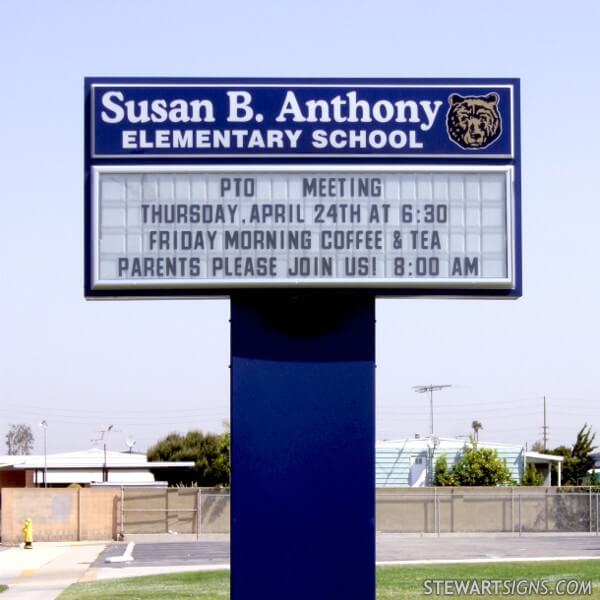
<box><xmin>89</xmin><ymin>81</ymin><xmax>515</xmax><ymax>158</ymax></box>
<box><xmin>83</xmin><ymin>77</ymin><xmax>523</xmax><ymax>600</ymax></box>
<box><xmin>85</xmin><ymin>78</ymin><xmax>521</xmax><ymax>297</ymax></box>
<box><xmin>92</xmin><ymin>165</ymin><xmax>514</xmax><ymax>290</ymax></box>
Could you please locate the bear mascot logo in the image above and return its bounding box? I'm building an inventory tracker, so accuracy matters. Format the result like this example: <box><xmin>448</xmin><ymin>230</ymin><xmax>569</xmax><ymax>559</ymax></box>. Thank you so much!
<box><xmin>446</xmin><ymin>93</ymin><xmax>502</xmax><ymax>149</ymax></box>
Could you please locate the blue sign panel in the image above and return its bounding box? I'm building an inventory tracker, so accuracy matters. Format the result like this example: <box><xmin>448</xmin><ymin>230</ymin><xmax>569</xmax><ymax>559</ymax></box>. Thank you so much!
<box><xmin>89</xmin><ymin>79</ymin><xmax>516</xmax><ymax>159</ymax></box>
<box><xmin>85</xmin><ymin>78</ymin><xmax>521</xmax><ymax>299</ymax></box>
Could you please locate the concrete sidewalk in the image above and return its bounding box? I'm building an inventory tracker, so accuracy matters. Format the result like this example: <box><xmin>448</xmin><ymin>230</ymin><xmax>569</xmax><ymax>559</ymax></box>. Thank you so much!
<box><xmin>0</xmin><ymin>542</ymin><xmax>107</xmax><ymax>599</ymax></box>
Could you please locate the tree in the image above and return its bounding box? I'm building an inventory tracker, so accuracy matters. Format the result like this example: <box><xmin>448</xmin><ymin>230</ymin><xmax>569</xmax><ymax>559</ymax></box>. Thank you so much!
<box><xmin>433</xmin><ymin>453</ymin><xmax>455</xmax><ymax>486</ymax></box>
<box><xmin>546</xmin><ymin>424</ymin><xmax>597</xmax><ymax>485</ymax></box>
<box><xmin>147</xmin><ymin>429</ymin><xmax>230</xmax><ymax>487</ymax></box>
<box><xmin>451</xmin><ymin>442</ymin><xmax>514</xmax><ymax>486</ymax></box>
<box><xmin>569</xmin><ymin>424</ymin><xmax>596</xmax><ymax>484</ymax></box>
<box><xmin>433</xmin><ymin>442</ymin><xmax>514</xmax><ymax>486</ymax></box>
<box><xmin>522</xmin><ymin>463</ymin><xmax>546</xmax><ymax>486</ymax></box>
<box><xmin>471</xmin><ymin>420</ymin><xmax>483</xmax><ymax>442</ymax></box>
<box><xmin>5</xmin><ymin>424</ymin><xmax>34</xmax><ymax>455</ymax></box>
<box><xmin>530</xmin><ymin>440</ymin><xmax>546</xmax><ymax>453</ymax></box>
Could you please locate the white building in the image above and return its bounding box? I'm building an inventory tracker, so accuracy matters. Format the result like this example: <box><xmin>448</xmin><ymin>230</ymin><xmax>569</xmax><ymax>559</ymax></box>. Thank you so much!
<box><xmin>376</xmin><ymin>436</ymin><xmax>563</xmax><ymax>487</ymax></box>
<box><xmin>0</xmin><ymin>448</ymin><xmax>194</xmax><ymax>487</ymax></box>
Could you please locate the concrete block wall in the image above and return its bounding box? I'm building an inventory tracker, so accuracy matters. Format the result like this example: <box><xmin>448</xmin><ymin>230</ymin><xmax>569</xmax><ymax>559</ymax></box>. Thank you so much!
<box><xmin>376</xmin><ymin>487</ymin><xmax>598</xmax><ymax>533</ymax></box>
<box><xmin>1</xmin><ymin>487</ymin><xmax>596</xmax><ymax>541</ymax></box>
<box><xmin>0</xmin><ymin>488</ymin><xmax>119</xmax><ymax>544</ymax></box>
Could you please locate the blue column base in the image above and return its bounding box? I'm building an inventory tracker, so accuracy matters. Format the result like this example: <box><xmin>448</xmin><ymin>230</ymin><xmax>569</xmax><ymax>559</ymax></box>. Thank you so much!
<box><xmin>231</xmin><ymin>293</ymin><xmax>376</xmax><ymax>600</ymax></box>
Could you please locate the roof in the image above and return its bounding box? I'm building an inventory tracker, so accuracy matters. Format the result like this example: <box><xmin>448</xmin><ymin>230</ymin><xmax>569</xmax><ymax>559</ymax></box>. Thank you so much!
<box><xmin>376</xmin><ymin>436</ymin><xmax>522</xmax><ymax>451</ymax></box>
<box><xmin>0</xmin><ymin>448</ymin><xmax>194</xmax><ymax>470</ymax></box>
<box><xmin>525</xmin><ymin>451</ymin><xmax>564</xmax><ymax>463</ymax></box>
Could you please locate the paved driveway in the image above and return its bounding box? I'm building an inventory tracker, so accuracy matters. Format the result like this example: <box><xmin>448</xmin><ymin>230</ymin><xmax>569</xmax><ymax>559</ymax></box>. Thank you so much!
<box><xmin>377</xmin><ymin>533</ymin><xmax>600</xmax><ymax>563</ymax></box>
<box><xmin>97</xmin><ymin>534</ymin><xmax>600</xmax><ymax>569</ymax></box>
<box><xmin>96</xmin><ymin>540</ymin><xmax>230</xmax><ymax>568</ymax></box>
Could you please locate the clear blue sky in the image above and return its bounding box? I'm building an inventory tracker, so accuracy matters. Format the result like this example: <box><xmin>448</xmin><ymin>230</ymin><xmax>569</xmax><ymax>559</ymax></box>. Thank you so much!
<box><xmin>0</xmin><ymin>0</ymin><xmax>598</xmax><ymax>454</ymax></box>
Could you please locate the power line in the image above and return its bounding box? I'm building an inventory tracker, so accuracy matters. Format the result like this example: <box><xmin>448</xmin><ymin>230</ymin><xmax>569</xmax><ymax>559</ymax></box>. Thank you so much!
<box><xmin>0</xmin><ymin>402</ymin><xmax>225</xmax><ymax>415</ymax></box>
<box><xmin>2</xmin><ymin>394</ymin><xmax>597</xmax><ymax>416</ymax></box>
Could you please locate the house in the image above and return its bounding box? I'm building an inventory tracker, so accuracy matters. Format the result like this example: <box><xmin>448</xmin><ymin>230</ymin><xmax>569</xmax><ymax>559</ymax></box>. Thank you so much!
<box><xmin>376</xmin><ymin>436</ymin><xmax>563</xmax><ymax>487</ymax></box>
<box><xmin>0</xmin><ymin>448</ymin><xmax>194</xmax><ymax>487</ymax></box>
<box><xmin>588</xmin><ymin>452</ymin><xmax>600</xmax><ymax>484</ymax></box>
<box><xmin>524</xmin><ymin>450</ymin><xmax>563</xmax><ymax>486</ymax></box>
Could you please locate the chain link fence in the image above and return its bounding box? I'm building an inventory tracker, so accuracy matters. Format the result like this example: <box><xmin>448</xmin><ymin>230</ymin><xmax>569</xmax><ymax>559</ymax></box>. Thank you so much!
<box><xmin>376</xmin><ymin>488</ymin><xmax>600</xmax><ymax>534</ymax></box>
<box><xmin>119</xmin><ymin>488</ymin><xmax>229</xmax><ymax>537</ymax></box>
<box><xmin>117</xmin><ymin>487</ymin><xmax>600</xmax><ymax>537</ymax></box>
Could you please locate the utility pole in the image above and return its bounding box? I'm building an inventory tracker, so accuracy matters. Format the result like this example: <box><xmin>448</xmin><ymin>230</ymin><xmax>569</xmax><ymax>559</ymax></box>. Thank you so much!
<box><xmin>95</xmin><ymin>424</ymin><xmax>120</xmax><ymax>482</ymax></box>
<box><xmin>40</xmin><ymin>420</ymin><xmax>48</xmax><ymax>488</ymax></box>
<box><xmin>103</xmin><ymin>425</ymin><xmax>112</xmax><ymax>483</ymax></box>
<box><xmin>413</xmin><ymin>384</ymin><xmax>452</xmax><ymax>436</ymax></box>
<box><xmin>542</xmin><ymin>396</ymin><xmax>549</xmax><ymax>450</ymax></box>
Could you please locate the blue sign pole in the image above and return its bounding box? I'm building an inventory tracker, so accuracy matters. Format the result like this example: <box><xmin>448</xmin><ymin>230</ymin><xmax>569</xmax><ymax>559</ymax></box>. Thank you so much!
<box><xmin>231</xmin><ymin>293</ymin><xmax>376</xmax><ymax>599</ymax></box>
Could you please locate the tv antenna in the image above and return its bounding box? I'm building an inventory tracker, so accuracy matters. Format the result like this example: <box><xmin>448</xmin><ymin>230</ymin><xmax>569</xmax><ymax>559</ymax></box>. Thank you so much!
<box><xmin>94</xmin><ymin>425</ymin><xmax>121</xmax><ymax>482</ymax></box>
<box><xmin>125</xmin><ymin>436</ymin><xmax>137</xmax><ymax>453</ymax></box>
<box><xmin>413</xmin><ymin>384</ymin><xmax>453</xmax><ymax>436</ymax></box>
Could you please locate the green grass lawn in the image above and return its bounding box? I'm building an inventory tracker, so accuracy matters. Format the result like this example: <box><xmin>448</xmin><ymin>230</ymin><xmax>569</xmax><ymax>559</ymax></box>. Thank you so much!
<box><xmin>59</xmin><ymin>561</ymin><xmax>600</xmax><ymax>599</ymax></box>
<box><xmin>60</xmin><ymin>570</ymin><xmax>229</xmax><ymax>600</ymax></box>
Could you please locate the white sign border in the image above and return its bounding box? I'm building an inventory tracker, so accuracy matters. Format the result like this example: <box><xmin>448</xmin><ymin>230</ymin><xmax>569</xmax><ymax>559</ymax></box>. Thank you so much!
<box><xmin>91</xmin><ymin>164</ymin><xmax>515</xmax><ymax>291</ymax></box>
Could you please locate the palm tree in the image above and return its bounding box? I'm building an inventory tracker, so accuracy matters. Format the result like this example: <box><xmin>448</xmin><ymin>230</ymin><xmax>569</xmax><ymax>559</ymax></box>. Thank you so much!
<box><xmin>471</xmin><ymin>420</ymin><xmax>483</xmax><ymax>443</ymax></box>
